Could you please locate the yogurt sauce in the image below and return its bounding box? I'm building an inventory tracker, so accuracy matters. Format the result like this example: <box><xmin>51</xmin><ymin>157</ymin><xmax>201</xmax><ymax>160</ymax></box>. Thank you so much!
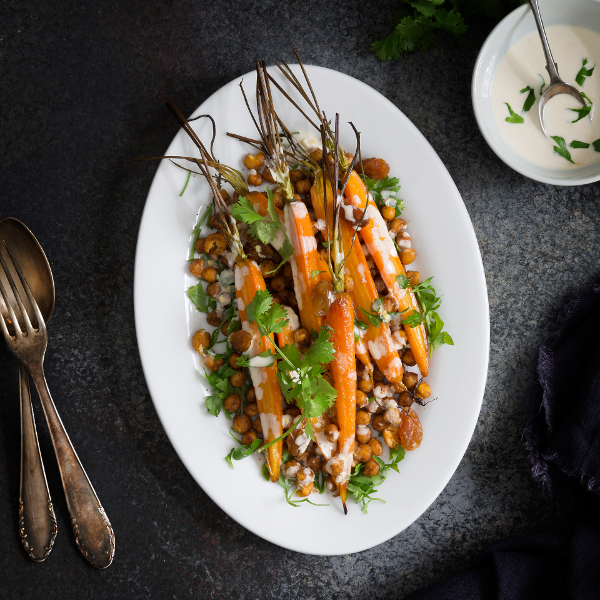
<box><xmin>492</xmin><ymin>25</ymin><xmax>600</xmax><ymax>169</ymax></box>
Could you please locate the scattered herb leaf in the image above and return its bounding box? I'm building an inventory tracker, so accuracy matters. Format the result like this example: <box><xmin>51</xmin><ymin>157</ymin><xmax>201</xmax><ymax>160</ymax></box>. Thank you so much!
<box><xmin>551</xmin><ymin>136</ymin><xmax>576</xmax><ymax>164</ymax></box>
<box><xmin>504</xmin><ymin>103</ymin><xmax>524</xmax><ymax>124</ymax></box>
<box><xmin>570</xmin><ymin>140</ymin><xmax>590</xmax><ymax>149</ymax></box>
<box><xmin>569</xmin><ymin>105</ymin><xmax>592</xmax><ymax>123</ymax></box>
<box><xmin>575</xmin><ymin>58</ymin><xmax>595</xmax><ymax>86</ymax></box>
<box><xmin>520</xmin><ymin>86</ymin><xmax>535</xmax><ymax>112</ymax></box>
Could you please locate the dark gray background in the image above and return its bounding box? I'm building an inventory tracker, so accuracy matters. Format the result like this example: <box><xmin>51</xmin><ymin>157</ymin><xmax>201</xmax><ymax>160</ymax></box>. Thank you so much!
<box><xmin>1</xmin><ymin>1</ymin><xmax>598</xmax><ymax>598</ymax></box>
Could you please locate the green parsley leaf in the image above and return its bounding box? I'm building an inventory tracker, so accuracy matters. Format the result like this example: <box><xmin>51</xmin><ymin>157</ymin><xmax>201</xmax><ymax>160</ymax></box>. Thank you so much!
<box><xmin>570</xmin><ymin>140</ymin><xmax>590</xmax><ymax>149</ymax></box>
<box><xmin>520</xmin><ymin>86</ymin><xmax>535</xmax><ymax>112</ymax></box>
<box><xmin>206</xmin><ymin>393</ymin><xmax>222</xmax><ymax>417</ymax></box>
<box><xmin>303</xmin><ymin>378</ymin><xmax>337</xmax><ymax>420</ymax></box>
<box><xmin>209</xmin><ymin>326</ymin><xmax>221</xmax><ymax>349</ymax></box>
<box><xmin>359</xmin><ymin>308</ymin><xmax>383</xmax><ymax>327</ymax></box>
<box><xmin>249</xmin><ymin>219</ymin><xmax>279</xmax><ymax>245</ymax></box>
<box><xmin>575</xmin><ymin>58</ymin><xmax>595</xmax><ymax>86</ymax></box>
<box><xmin>225</xmin><ymin>438</ymin><xmax>262</xmax><ymax>468</ymax></box>
<box><xmin>276</xmin><ymin>238</ymin><xmax>294</xmax><ymax>269</ymax></box>
<box><xmin>231</xmin><ymin>196</ymin><xmax>263</xmax><ymax>225</ymax></box>
<box><xmin>246</xmin><ymin>289</ymin><xmax>273</xmax><ymax>327</ymax></box>
<box><xmin>504</xmin><ymin>102</ymin><xmax>524</xmax><ymax>124</ymax></box>
<box><xmin>581</xmin><ymin>92</ymin><xmax>593</xmax><ymax>104</ymax></box>
<box><xmin>396</xmin><ymin>273</ymin><xmax>410</xmax><ymax>289</ymax></box>
<box><xmin>569</xmin><ymin>105</ymin><xmax>592</xmax><ymax>123</ymax></box>
<box><xmin>354</xmin><ymin>318</ymin><xmax>368</xmax><ymax>331</ymax></box>
<box><xmin>402</xmin><ymin>311</ymin><xmax>423</xmax><ymax>328</ymax></box>
<box><xmin>227</xmin><ymin>319</ymin><xmax>242</xmax><ymax>335</ymax></box>
<box><xmin>302</xmin><ymin>326</ymin><xmax>335</xmax><ymax>367</ymax></box>
<box><xmin>551</xmin><ymin>136</ymin><xmax>576</xmax><ymax>164</ymax></box>
<box><xmin>188</xmin><ymin>281</ymin><xmax>216</xmax><ymax>313</ymax></box>
<box><xmin>359</xmin><ymin>175</ymin><xmax>401</xmax><ymax>210</ymax></box>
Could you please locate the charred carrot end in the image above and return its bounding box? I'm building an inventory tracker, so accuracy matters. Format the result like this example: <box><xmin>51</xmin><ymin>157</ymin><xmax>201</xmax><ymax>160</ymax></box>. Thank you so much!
<box><xmin>324</xmin><ymin>292</ymin><xmax>357</xmax><ymax>512</ymax></box>
<box><xmin>234</xmin><ymin>259</ymin><xmax>283</xmax><ymax>481</ymax></box>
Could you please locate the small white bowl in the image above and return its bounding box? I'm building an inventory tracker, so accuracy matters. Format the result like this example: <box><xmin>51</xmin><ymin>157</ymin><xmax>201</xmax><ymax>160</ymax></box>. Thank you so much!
<box><xmin>472</xmin><ymin>0</ymin><xmax>600</xmax><ymax>185</ymax></box>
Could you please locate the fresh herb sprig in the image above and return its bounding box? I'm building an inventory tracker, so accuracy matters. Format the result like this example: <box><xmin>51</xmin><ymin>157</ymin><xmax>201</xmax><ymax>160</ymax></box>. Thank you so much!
<box><xmin>575</xmin><ymin>58</ymin><xmax>595</xmax><ymax>86</ymax></box>
<box><xmin>569</xmin><ymin>105</ymin><xmax>592</xmax><ymax>123</ymax></box>
<box><xmin>570</xmin><ymin>140</ymin><xmax>590</xmax><ymax>149</ymax></box>
<box><xmin>359</xmin><ymin>175</ymin><xmax>404</xmax><ymax>217</ymax></box>
<box><xmin>520</xmin><ymin>86</ymin><xmax>535</xmax><ymax>112</ymax></box>
<box><xmin>551</xmin><ymin>136</ymin><xmax>575</xmax><ymax>164</ymax></box>
<box><xmin>504</xmin><ymin>103</ymin><xmax>524</xmax><ymax>124</ymax></box>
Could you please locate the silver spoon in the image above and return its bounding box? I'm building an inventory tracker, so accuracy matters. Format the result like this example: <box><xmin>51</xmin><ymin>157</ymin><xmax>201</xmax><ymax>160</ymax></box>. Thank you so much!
<box><xmin>0</xmin><ymin>217</ymin><xmax>57</xmax><ymax>561</ymax></box>
<box><xmin>529</xmin><ymin>0</ymin><xmax>587</xmax><ymax>136</ymax></box>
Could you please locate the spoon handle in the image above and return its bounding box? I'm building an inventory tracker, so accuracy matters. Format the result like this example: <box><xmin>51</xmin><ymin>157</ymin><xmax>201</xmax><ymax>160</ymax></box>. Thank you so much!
<box><xmin>528</xmin><ymin>0</ymin><xmax>561</xmax><ymax>82</ymax></box>
<box><xmin>27</xmin><ymin>361</ymin><xmax>115</xmax><ymax>569</ymax></box>
<box><xmin>19</xmin><ymin>362</ymin><xmax>57</xmax><ymax>561</ymax></box>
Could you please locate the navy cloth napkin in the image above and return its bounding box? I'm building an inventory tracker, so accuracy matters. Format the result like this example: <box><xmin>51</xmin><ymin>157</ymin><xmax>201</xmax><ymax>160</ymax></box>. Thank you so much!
<box><xmin>403</xmin><ymin>284</ymin><xmax>600</xmax><ymax>600</ymax></box>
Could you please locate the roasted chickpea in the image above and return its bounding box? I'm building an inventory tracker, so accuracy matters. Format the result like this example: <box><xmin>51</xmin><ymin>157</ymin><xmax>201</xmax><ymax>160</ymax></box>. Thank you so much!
<box><xmin>372</xmin><ymin>414</ymin><xmax>386</xmax><ymax>433</ymax></box>
<box><xmin>358</xmin><ymin>378</ymin><xmax>374</xmax><ymax>394</ymax></box>
<box><xmin>288</xmin><ymin>294</ymin><xmax>298</xmax><ymax>309</ymax></box>
<box><xmin>296</xmin><ymin>482</ymin><xmax>314</xmax><ymax>497</ymax></box>
<box><xmin>206</xmin><ymin>310</ymin><xmax>222</xmax><ymax>327</ymax></box>
<box><xmin>205</xmin><ymin>233</ymin><xmax>227</xmax><ymax>256</ymax></box>
<box><xmin>229</xmin><ymin>330</ymin><xmax>252</xmax><ymax>353</ymax></box>
<box><xmin>363</xmin><ymin>458</ymin><xmax>381</xmax><ymax>477</ymax></box>
<box><xmin>325</xmin><ymin>475</ymin><xmax>336</xmax><ymax>492</ymax></box>
<box><xmin>382</xmin><ymin>295</ymin><xmax>399</xmax><ymax>313</ymax></box>
<box><xmin>415</xmin><ymin>382</ymin><xmax>431</xmax><ymax>400</ymax></box>
<box><xmin>306</xmin><ymin>456</ymin><xmax>322</xmax><ymax>474</ymax></box>
<box><xmin>355</xmin><ymin>390</ymin><xmax>368</xmax><ymax>409</ymax></box>
<box><xmin>195</xmin><ymin>237</ymin><xmax>207</xmax><ymax>254</ymax></box>
<box><xmin>343</xmin><ymin>274</ymin><xmax>355</xmax><ymax>293</ymax></box>
<box><xmin>368</xmin><ymin>437</ymin><xmax>383</xmax><ymax>457</ymax></box>
<box><xmin>230</xmin><ymin>371</ymin><xmax>245</xmax><ymax>388</ymax></box>
<box><xmin>354</xmin><ymin>443</ymin><xmax>372</xmax><ymax>463</ymax></box>
<box><xmin>233</xmin><ymin>413</ymin><xmax>252</xmax><ymax>434</ymax></box>
<box><xmin>223</xmin><ymin>394</ymin><xmax>241</xmax><ymax>412</ymax></box>
<box><xmin>271</xmin><ymin>275</ymin><xmax>286</xmax><ymax>292</ymax></box>
<box><xmin>203</xmin><ymin>354</ymin><xmax>224</xmax><ymax>372</ymax></box>
<box><xmin>365</xmin><ymin>399</ymin><xmax>383</xmax><ymax>414</ymax></box>
<box><xmin>389</xmin><ymin>381</ymin><xmax>406</xmax><ymax>394</ymax></box>
<box><xmin>273</xmin><ymin>191</ymin><xmax>285</xmax><ymax>209</ymax></box>
<box><xmin>356</xmin><ymin>424</ymin><xmax>372</xmax><ymax>445</ymax></box>
<box><xmin>293</xmin><ymin>328</ymin><xmax>310</xmax><ymax>346</ymax></box>
<box><xmin>402</xmin><ymin>348</ymin><xmax>416</xmax><ymax>367</ymax></box>
<box><xmin>201</xmin><ymin>267</ymin><xmax>219</xmax><ymax>283</ymax></box>
<box><xmin>248</xmin><ymin>171</ymin><xmax>263</xmax><ymax>187</ymax></box>
<box><xmin>356</xmin><ymin>410</ymin><xmax>371</xmax><ymax>426</ymax></box>
<box><xmin>244</xmin><ymin>152</ymin><xmax>265</xmax><ymax>170</ymax></box>
<box><xmin>297</xmin><ymin>468</ymin><xmax>315</xmax><ymax>486</ymax></box>
<box><xmin>220</xmin><ymin>320</ymin><xmax>229</xmax><ymax>336</ymax></box>
<box><xmin>312</xmin><ymin>280</ymin><xmax>334</xmax><ymax>316</ymax></box>
<box><xmin>324</xmin><ymin>423</ymin><xmax>340</xmax><ymax>443</ymax></box>
<box><xmin>400</xmin><ymin>248</ymin><xmax>417</xmax><ymax>265</ymax></box>
<box><xmin>261</xmin><ymin>167</ymin><xmax>276</xmax><ymax>184</ymax></box>
<box><xmin>242</xmin><ymin>431</ymin><xmax>258</xmax><ymax>446</ymax></box>
<box><xmin>407</xmin><ymin>270</ymin><xmax>420</xmax><ymax>287</ymax></box>
<box><xmin>283</xmin><ymin>263</ymin><xmax>293</xmax><ymax>280</ymax></box>
<box><xmin>283</xmin><ymin>459</ymin><xmax>301</xmax><ymax>479</ymax></box>
<box><xmin>310</xmin><ymin>148</ymin><xmax>323</xmax><ymax>162</ymax></box>
<box><xmin>295</xmin><ymin>179</ymin><xmax>311</xmax><ymax>195</ymax></box>
<box><xmin>383</xmin><ymin>426</ymin><xmax>401</xmax><ymax>449</ymax></box>
<box><xmin>358</xmin><ymin>157</ymin><xmax>390</xmax><ymax>180</ymax></box>
<box><xmin>260</xmin><ymin>260</ymin><xmax>277</xmax><ymax>278</ymax></box>
<box><xmin>374</xmin><ymin>276</ymin><xmax>386</xmax><ymax>294</ymax></box>
<box><xmin>318</xmin><ymin>247</ymin><xmax>329</xmax><ymax>262</ymax></box>
<box><xmin>285</xmin><ymin>406</ymin><xmax>301</xmax><ymax>418</ymax></box>
<box><xmin>290</xmin><ymin>169</ymin><xmax>306</xmax><ymax>183</ymax></box>
<box><xmin>398</xmin><ymin>391</ymin><xmax>414</xmax><ymax>408</ymax></box>
<box><xmin>252</xmin><ymin>418</ymin><xmax>263</xmax><ymax>434</ymax></box>
<box><xmin>384</xmin><ymin>406</ymin><xmax>402</xmax><ymax>427</ymax></box>
<box><xmin>229</xmin><ymin>353</ymin><xmax>242</xmax><ymax>370</ymax></box>
<box><xmin>207</xmin><ymin>281</ymin><xmax>222</xmax><ymax>299</ymax></box>
<box><xmin>389</xmin><ymin>217</ymin><xmax>407</xmax><ymax>235</ymax></box>
<box><xmin>189</xmin><ymin>258</ymin><xmax>205</xmax><ymax>278</ymax></box>
<box><xmin>381</xmin><ymin>206</ymin><xmax>395</xmax><ymax>221</ymax></box>
<box><xmin>373</xmin><ymin>368</ymin><xmax>385</xmax><ymax>383</ymax></box>
<box><xmin>403</xmin><ymin>371</ymin><xmax>419</xmax><ymax>390</ymax></box>
<box><xmin>244</xmin><ymin>402</ymin><xmax>259</xmax><ymax>417</ymax></box>
<box><xmin>192</xmin><ymin>329</ymin><xmax>210</xmax><ymax>354</ymax></box>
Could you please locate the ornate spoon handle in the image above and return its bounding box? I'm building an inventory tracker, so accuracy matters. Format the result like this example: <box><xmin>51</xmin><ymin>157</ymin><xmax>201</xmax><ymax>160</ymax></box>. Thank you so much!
<box><xmin>27</xmin><ymin>361</ymin><xmax>115</xmax><ymax>568</ymax></box>
<box><xmin>19</xmin><ymin>362</ymin><xmax>57</xmax><ymax>561</ymax></box>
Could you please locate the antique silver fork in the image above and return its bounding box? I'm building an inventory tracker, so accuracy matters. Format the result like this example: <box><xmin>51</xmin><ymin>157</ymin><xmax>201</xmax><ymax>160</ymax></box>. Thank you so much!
<box><xmin>0</xmin><ymin>243</ymin><xmax>115</xmax><ymax>569</ymax></box>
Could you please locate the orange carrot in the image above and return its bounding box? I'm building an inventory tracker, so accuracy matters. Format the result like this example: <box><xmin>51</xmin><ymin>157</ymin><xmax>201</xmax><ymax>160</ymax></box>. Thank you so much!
<box><xmin>276</xmin><ymin>305</ymin><xmax>297</xmax><ymax>348</ymax></box>
<box><xmin>234</xmin><ymin>258</ymin><xmax>283</xmax><ymax>481</ymax></box>
<box><xmin>324</xmin><ymin>292</ymin><xmax>356</xmax><ymax>511</ymax></box>
<box><xmin>343</xmin><ymin>171</ymin><xmax>429</xmax><ymax>376</ymax></box>
<box><xmin>311</xmin><ymin>172</ymin><xmax>404</xmax><ymax>383</ymax></box>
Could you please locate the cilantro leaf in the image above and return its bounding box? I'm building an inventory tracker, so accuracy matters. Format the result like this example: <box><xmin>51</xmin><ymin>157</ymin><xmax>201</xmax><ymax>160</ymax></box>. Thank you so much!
<box><xmin>261</xmin><ymin>302</ymin><xmax>290</xmax><ymax>335</ymax></box>
<box><xmin>354</xmin><ymin>318</ymin><xmax>368</xmax><ymax>331</ymax></box>
<box><xmin>188</xmin><ymin>281</ymin><xmax>216</xmax><ymax>313</ymax></box>
<box><xmin>246</xmin><ymin>289</ymin><xmax>272</xmax><ymax>326</ymax></box>
<box><xmin>396</xmin><ymin>273</ymin><xmax>410</xmax><ymax>289</ymax></box>
<box><xmin>225</xmin><ymin>438</ymin><xmax>262</xmax><ymax>468</ymax></box>
<box><xmin>206</xmin><ymin>393</ymin><xmax>222</xmax><ymax>417</ymax></box>
<box><xmin>276</xmin><ymin>238</ymin><xmax>294</xmax><ymax>268</ymax></box>
<box><xmin>569</xmin><ymin>105</ymin><xmax>592</xmax><ymax>123</ymax></box>
<box><xmin>231</xmin><ymin>196</ymin><xmax>263</xmax><ymax>225</ymax></box>
<box><xmin>504</xmin><ymin>102</ymin><xmax>524</xmax><ymax>123</ymax></box>
<box><xmin>570</xmin><ymin>140</ymin><xmax>590</xmax><ymax>149</ymax></box>
<box><xmin>520</xmin><ymin>86</ymin><xmax>535</xmax><ymax>112</ymax></box>
<box><xmin>359</xmin><ymin>175</ymin><xmax>401</xmax><ymax>210</ymax></box>
<box><xmin>304</xmin><ymin>378</ymin><xmax>337</xmax><ymax>419</ymax></box>
<box><xmin>302</xmin><ymin>326</ymin><xmax>335</xmax><ymax>367</ymax></box>
<box><xmin>575</xmin><ymin>58</ymin><xmax>595</xmax><ymax>86</ymax></box>
<box><xmin>249</xmin><ymin>219</ymin><xmax>279</xmax><ymax>245</ymax></box>
<box><xmin>402</xmin><ymin>310</ymin><xmax>423</xmax><ymax>328</ymax></box>
<box><xmin>551</xmin><ymin>136</ymin><xmax>576</xmax><ymax>164</ymax></box>
<box><xmin>359</xmin><ymin>307</ymin><xmax>383</xmax><ymax>327</ymax></box>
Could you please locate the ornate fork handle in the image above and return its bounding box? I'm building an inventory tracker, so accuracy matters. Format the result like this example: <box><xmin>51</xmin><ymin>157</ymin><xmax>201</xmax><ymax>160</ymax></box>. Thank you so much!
<box><xmin>27</xmin><ymin>360</ymin><xmax>115</xmax><ymax>569</ymax></box>
<box><xmin>19</xmin><ymin>362</ymin><xmax>57</xmax><ymax>561</ymax></box>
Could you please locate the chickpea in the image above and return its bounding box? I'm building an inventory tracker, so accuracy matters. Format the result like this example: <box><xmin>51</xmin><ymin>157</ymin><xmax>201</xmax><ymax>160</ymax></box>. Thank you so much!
<box><xmin>285</xmin><ymin>407</ymin><xmax>301</xmax><ymax>419</ymax></box>
<box><xmin>195</xmin><ymin>237</ymin><xmax>206</xmax><ymax>254</ymax></box>
<box><xmin>384</xmin><ymin>406</ymin><xmax>402</xmax><ymax>427</ymax></box>
<box><xmin>296</xmin><ymin>482</ymin><xmax>314</xmax><ymax>497</ymax></box>
<box><xmin>242</xmin><ymin>431</ymin><xmax>258</xmax><ymax>446</ymax></box>
<box><xmin>220</xmin><ymin>320</ymin><xmax>229</xmax><ymax>336</ymax></box>
<box><xmin>192</xmin><ymin>330</ymin><xmax>210</xmax><ymax>354</ymax></box>
<box><xmin>229</xmin><ymin>353</ymin><xmax>242</xmax><ymax>370</ymax></box>
<box><xmin>310</xmin><ymin>148</ymin><xmax>323</xmax><ymax>162</ymax></box>
<box><xmin>383</xmin><ymin>426</ymin><xmax>401</xmax><ymax>449</ymax></box>
<box><xmin>271</xmin><ymin>275</ymin><xmax>286</xmax><ymax>292</ymax></box>
<box><xmin>271</xmin><ymin>294</ymin><xmax>282</xmax><ymax>305</ymax></box>
<box><xmin>288</xmin><ymin>294</ymin><xmax>298</xmax><ymax>309</ymax></box>
<box><xmin>398</xmin><ymin>392</ymin><xmax>414</xmax><ymax>408</ymax></box>
<box><xmin>356</xmin><ymin>410</ymin><xmax>371</xmax><ymax>426</ymax></box>
<box><xmin>273</xmin><ymin>191</ymin><xmax>285</xmax><ymax>209</ymax></box>
<box><xmin>261</xmin><ymin>167</ymin><xmax>276</xmax><ymax>184</ymax></box>
<box><xmin>366</xmin><ymin>256</ymin><xmax>376</xmax><ymax>271</ymax></box>
<box><xmin>354</xmin><ymin>444</ymin><xmax>372</xmax><ymax>463</ymax></box>
<box><xmin>223</xmin><ymin>394</ymin><xmax>241</xmax><ymax>413</ymax></box>
<box><xmin>296</xmin><ymin>447</ymin><xmax>312</xmax><ymax>463</ymax></box>
<box><xmin>389</xmin><ymin>217</ymin><xmax>407</xmax><ymax>235</ymax></box>
<box><xmin>219</xmin><ymin>189</ymin><xmax>231</xmax><ymax>203</ymax></box>
<box><xmin>358</xmin><ymin>378</ymin><xmax>374</xmax><ymax>394</ymax></box>
<box><xmin>306</xmin><ymin>456</ymin><xmax>322</xmax><ymax>474</ymax></box>
<box><xmin>374</xmin><ymin>276</ymin><xmax>386</xmax><ymax>294</ymax></box>
<box><xmin>290</xmin><ymin>169</ymin><xmax>306</xmax><ymax>183</ymax></box>
<box><xmin>244</xmin><ymin>152</ymin><xmax>265</xmax><ymax>170</ymax></box>
<box><xmin>206</xmin><ymin>281</ymin><xmax>222</xmax><ymax>299</ymax></box>
<box><xmin>244</xmin><ymin>402</ymin><xmax>259</xmax><ymax>417</ymax></box>
<box><xmin>248</xmin><ymin>171</ymin><xmax>263</xmax><ymax>187</ymax></box>
<box><xmin>283</xmin><ymin>459</ymin><xmax>301</xmax><ymax>479</ymax></box>
<box><xmin>373</xmin><ymin>368</ymin><xmax>385</xmax><ymax>383</ymax></box>
<box><xmin>233</xmin><ymin>413</ymin><xmax>252</xmax><ymax>434</ymax></box>
<box><xmin>363</xmin><ymin>458</ymin><xmax>381</xmax><ymax>477</ymax></box>
<box><xmin>295</xmin><ymin>179</ymin><xmax>311</xmax><ymax>195</ymax></box>
<box><xmin>229</xmin><ymin>330</ymin><xmax>252</xmax><ymax>353</ymax></box>
<box><xmin>403</xmin><ymin>371</ymin><xmax>419</xmax><ymax>390</ymax></box>
<box><xmin>201</xmin><ymin>267</ymin><xmax>219</xmax><ymax>283</ymax></box>
<box><xmin>402</xmin><ymin>349</ymin><xmax>416</xmax><ymax>367</ymax></box>
<box><xmin>260</xmin><ymin>260</ymin><xmax>278</xmax><ymax>278</ymax></box>
<box><xmin>318</xmin><ymin>247</ymin><xmax>329</xmax><ymax>262</ymax></box>
<box><xmin>189</xmin><ymin>258</ymin><xmax>205</xmax><ymax>278</ymax></box>
<box><xmin>415</xmin><ymin>382</ymin><xmax>431</xmax><ymax>400</ymax></box>
<box><xmin>388</xmin><ymin>381</ymin><xmax>406</xmax><ymax>394</ymax></box>
<box><xmin>246</xmin><ymin>387</ymin><xmax>256</xmax><ymax>403</ymax></box>
<box><xmin>382</xmin><ymin>295</ymin><xmax>399</xmax><ymax>313</ymax></box>
<box><xmin>328</xmin><ymin>404</ymin><xmax>338</xmax><ymax>425</ymax></box>
<box><xmin>356</xmin><ymin>425</ymin><xmax>371</xmax><ymax>445</ymax></box>
<box><xmin>381</xmin><ymin>206</ymin><xmax>395</xmax><ymax>221</ymax></box>
<box><xmin>365</xmin><ymin>399</ymin><xmax>382</xmax><ymax>414</ymax></box>
<box><xmin>230</xmin><ymin>371</ymin><xmax>245</xmax><ymax>388</ymax></box>
<box><xmin>372</xmin><ymin>414</ymin><xmax>386</xmax><ymax>433</ymax></box>
<box><xmin>293</xmin><ymin>328</ymin><xmax>310</xmax><ymax>346</ymax></box>
<box><xmin>343</xmin><ymin>274</ymin><xmax>355</xmax><ymax>293</ymax></box>
<box><xmin>355</xmin><ymin>390</ymin><xmax>368</xmax><ymax>409</ymax></box>
<box><xmin>206</xmin><ymin>310</ymin><xmax>222</xmax><ymax>327</ymax></box>
<box><xmin>324</xmin><ymin>423</ymin><xmax>340</xmax><ymax>443</ymax></box>
<box><xmin>406</xmin><ymin>270</ymin><xmax>420</xmax><ymax>287</ymax></box>
<box><xmin>400</xmin><ymin>248</ymin><xmax>417</xmax><ymax>265</ymax></box>
<box><xmin>325</xmin><ymin>475</ymin><xmax>336</xmax><ymax>492</ymax></box>
<box><xmin>210</xmin><ymin>214</ymin><xmax>225</xmax><ymax>230</ymax></box>
<box><xmin>297</xmin><ymin>467</ymin><xmax>315</xmax><ymax>485</ymax></box>
<box><xmin>368</xmin><ymin>437</ymin><xmax>383</xmax><ymax>457</ymax></box>
<box><xmin>312</xmin><ymin>280</ymin><xmax>334</xmax><ymax>316</ymax></box>
<box><xmin>203</xmin><ymin>354</ymin><xmax>224</xmax><ymax>372</ymax></box>
<box><xmin>252</xmin><ymin>418</ymin><xmax>263</xmax><ymax>434</ymax></box>
<box><xmin>283</xmin><ymin>263</ymin><xmax>293</xmax><ymax>280</ymax></box>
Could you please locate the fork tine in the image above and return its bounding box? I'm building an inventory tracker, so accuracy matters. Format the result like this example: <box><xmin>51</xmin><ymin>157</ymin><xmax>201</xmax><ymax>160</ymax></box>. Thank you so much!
<box><xmin>0</xmin><ymin>264</ymin><xmax>22</xmax><ymax>338</ymax></box>
<box><xmin>2</xmin><ymin>242</ymin><xmax>45</xmax><ymax>333</ymax></box>
<box><xmin>0</xmin><ymin>243</ymin><xmax>35</xmax><ymax>334</ymax></box>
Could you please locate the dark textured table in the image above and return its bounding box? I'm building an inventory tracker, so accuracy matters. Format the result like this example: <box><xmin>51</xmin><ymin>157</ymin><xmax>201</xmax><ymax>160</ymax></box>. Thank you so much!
<box><xmin>1</xmin><ymin>2</ymin><xmax>599</xmax><ymax>598</ymax></box>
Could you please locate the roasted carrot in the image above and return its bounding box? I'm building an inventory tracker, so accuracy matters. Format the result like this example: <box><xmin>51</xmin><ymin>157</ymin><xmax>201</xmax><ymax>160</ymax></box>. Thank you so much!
<box><xmin>311</xmin><ymin>172</ymin><xmax>404</xmax><ymax>383</ymax></box>
<box><xmin>276</xmin><ymin>305</ymin><xmax>297</xmax><ymax>348</ymax></box>
<box><xmin>324</xmin><ymin>292</ymin><xmax>356</xmax><ymax>512</ymax></box>
<box><xmin>343</xmin><ymin>170</ymin><xmax>429</xmax><ymax>376</ymax></box>
<box><xmin>234</xmin><ymin>258</ymin><xmax>283</xmax><ymax>482</ymax></box>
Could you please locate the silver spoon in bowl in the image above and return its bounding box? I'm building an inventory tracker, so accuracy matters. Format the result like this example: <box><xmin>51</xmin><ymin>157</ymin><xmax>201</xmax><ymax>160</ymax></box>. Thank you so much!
<box><xmin>529</xmin><ymin>0</ymin><xmax>588</xmax><ymax>136</ymax></box>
